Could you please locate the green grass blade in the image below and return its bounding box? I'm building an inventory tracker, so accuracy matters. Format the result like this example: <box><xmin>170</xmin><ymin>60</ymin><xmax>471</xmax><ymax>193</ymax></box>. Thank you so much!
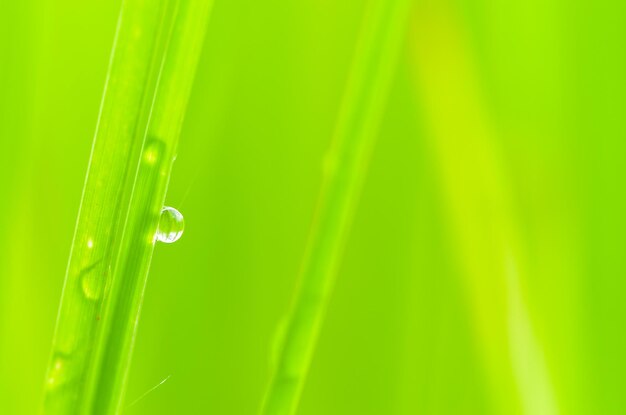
<box><xmin>41</xmin><ymin>1</ymin><xmax>212</xmax><ymax>414</ymax></box>
<box><xmin>259</xmin><ymin>1</ymin><xmax>412</xmax><ymax>414</ymax></box>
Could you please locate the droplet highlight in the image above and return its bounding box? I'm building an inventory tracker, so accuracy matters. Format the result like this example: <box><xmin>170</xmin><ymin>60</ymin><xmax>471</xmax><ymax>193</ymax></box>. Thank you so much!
<box><xmin>156</xmin><ymin>206</ymin><xmax>184</xmax><ymax>244</ymax></box>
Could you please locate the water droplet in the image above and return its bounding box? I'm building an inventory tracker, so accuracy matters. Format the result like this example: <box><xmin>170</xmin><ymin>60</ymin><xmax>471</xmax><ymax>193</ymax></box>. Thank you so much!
<box><xmin>156</xmin><ymin>207</ymin><xmax>184</xmax><ymax>244</ymax></box>
<box><xmin>46</xmin><ymin>354</ymin><xmax>70</xmax><ymax>389</ymax></box>
<box><xmin>143</xmin><ymin>140</ymin><xmax>162</xmax><ymax>165</ymax></box>
<box><xmin>79</xmin><ymin>261</ymin><xmax>106</xmax><ymax>301</ymax></box>
<box><xmin>82</xmin><ymin>274</ymin><xmax>106</xmax><ymax>300</ymax></box>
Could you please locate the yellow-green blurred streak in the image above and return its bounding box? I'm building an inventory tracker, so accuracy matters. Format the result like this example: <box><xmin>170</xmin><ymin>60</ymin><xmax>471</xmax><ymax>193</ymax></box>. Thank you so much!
<box><xmin>465</xmin><ymin>0</ymin><xmax>587</xmax><ymax>412</ymax></box>
<box><xmin>411</xmin><ymin>2</ymin><xmax>558</xmax><ymax>414</ymax></box>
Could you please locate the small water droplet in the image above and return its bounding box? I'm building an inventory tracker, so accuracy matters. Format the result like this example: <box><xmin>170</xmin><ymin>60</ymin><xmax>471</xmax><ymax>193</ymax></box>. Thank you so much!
<box><xmin>156</xmin><ymin>207</ymin><xmax>184</xmax><ymax>244</ymax></box>
<box><xmin>143</xmin><ymin>140</ymin><xmax>162</xmax><ymax>165</ymax></box>
<box><xmin>46</xmin><ymin>354</ymin><xmax>70</xmax><ymax>389</ymax></box>
<box><xmin>79</xmin><ymin>261</ymin><xmax>106</xmax><ymax>301</ymax></box>
<box><xmin>82</xmin><ymin>274</ymin><xmax>105</xmax><ymax>300</ymax></box>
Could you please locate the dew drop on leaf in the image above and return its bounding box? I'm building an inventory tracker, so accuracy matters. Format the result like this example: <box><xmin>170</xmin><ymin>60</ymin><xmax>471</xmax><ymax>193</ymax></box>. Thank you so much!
<box><xmin>81</xmin><ymin>271</ymin><xmax>106</xmax><ymax>301</ymax></box>
<box><xmin>156</xmin><ymin>206</ymin><xmax>184</xmax><ymax>244</ymax></box>
<box><xmin>79</xmin><ymin>261</ymin><xmax>106</xmax><ymax>301</ymax></box>
<box><xmin>46</xmin><ymin>354</ymin><xmax>70</xmax><ymax>389</ymax></box>
<box><xmin>143</xmin><ymin>140</ymin><xmax>161</xmax><ymax>165</ymax></box>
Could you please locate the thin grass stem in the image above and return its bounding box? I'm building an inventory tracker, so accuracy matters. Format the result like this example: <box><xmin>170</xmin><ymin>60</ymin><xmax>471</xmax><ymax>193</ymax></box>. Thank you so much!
<box><xmin>259</xmin><ymin>1</ymin><xmax>412</xmax><ymax>414</ymax></box>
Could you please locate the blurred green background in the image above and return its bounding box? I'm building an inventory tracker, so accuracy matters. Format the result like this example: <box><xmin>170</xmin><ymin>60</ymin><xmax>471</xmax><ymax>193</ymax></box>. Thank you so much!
<box><xmin>1</xmin><ymin>0</ymin><xmax>624</xmax><ymax>413</ymax></box>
